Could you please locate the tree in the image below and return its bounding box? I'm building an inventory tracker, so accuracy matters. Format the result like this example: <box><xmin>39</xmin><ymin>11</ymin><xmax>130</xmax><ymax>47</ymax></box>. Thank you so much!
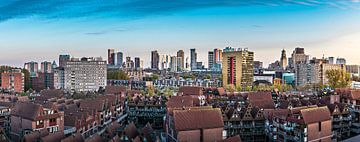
<box><xmin>147</xmin><ymin>86</ymin><xmax>155</xmax><ymax>97</ymax></box>
<box><xmin>235</xmin><ymin>85</ymin><xmax>242</xmax><ymax>92</ymax></box>
<box><xmin>107</xmin><ymin>70</ymin><xmax>129</xmax><ymax>80</ymax></box>
<box><xmin>152</xmin><ymin>74</ymin><xmax>159</xmax><ymax>81</ymax></box>
<box><xmin>246</xmin><ymin>86</ymin><xmax>252</xmax><ymax>92</ymax></box>
<box><xmin>204</xmin><ymin>74</ymin><xmax>211</xmax><ymax>80</ymax></box>
<box><xmin>226</xmin><ymin>85</ymin><xmax>235</xmax><ymax>92</ymax></box>
<box><xmin>325</xmin><ymin>69</ymin><xmax>351</xmax><ymax>89</ymax></box>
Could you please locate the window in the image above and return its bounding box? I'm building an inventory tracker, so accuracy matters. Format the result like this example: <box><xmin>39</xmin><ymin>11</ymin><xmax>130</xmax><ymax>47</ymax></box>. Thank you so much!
<box><xmin>318</xmin><ymin>122</ymin><xmax>322</xmax><ymax>131</ymax></box>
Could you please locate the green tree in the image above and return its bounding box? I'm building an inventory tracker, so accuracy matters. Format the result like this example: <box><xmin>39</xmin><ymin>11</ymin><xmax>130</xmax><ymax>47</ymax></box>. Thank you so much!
<box><xmin>152</xmin><ymin>74</ymin><xmax>159</xmax><ymax>80</ymax></box>
<box><xmin>326</xmin><ymin>69</ymin><xmax>351</xmax><ymax>89</ymax></box>
<box><xmin>107</xmin><ymin>70</ymin><xmax>129</xmax><ymax>80</ymax></box>
<box><xmin>246</xmin><ymin>86</ymin><xmax>252</xmax><ymax>91</ymax></box>
<box><xmin>147</xmin><ymin>86</ymin><xmax>155</xmax><ymax>97</ymax></box>
<box><xmin>204</xmin><ymin>74</ymin><xmax>211</xmax><ymax>80</ymax></box>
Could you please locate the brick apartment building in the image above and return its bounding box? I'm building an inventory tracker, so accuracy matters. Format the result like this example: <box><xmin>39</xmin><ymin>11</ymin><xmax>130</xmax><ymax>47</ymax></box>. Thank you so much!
<box><xmin>1</xmin><ymin>69</ymin><xmax>24</xmax><ymax>93</ymax></box>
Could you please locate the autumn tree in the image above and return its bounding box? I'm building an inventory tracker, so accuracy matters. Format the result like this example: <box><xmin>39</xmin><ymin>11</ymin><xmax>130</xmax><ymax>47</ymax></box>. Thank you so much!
<box><xmin>325</xmin><ymin>69</ymin><xmax>351</xmax><ymax>89</ymax></box>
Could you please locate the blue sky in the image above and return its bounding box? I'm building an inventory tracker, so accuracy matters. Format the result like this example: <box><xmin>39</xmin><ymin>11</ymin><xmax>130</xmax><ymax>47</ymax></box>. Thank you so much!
<box><xmin>1</xmin><ymin>0</ymin><xmax>360</xmax><ymax>67</ymax></box>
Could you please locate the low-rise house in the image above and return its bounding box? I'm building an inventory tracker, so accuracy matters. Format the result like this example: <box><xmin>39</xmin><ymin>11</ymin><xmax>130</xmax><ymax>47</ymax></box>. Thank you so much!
<box><xmin>269</xmin><ymin>106</ymin><xmax>332</xmax><ymax>142</ymax></box>
<box><xmin>10</xmin><ymin>102</ymin><xmax>64</xmax><ymax>141</ymax></box>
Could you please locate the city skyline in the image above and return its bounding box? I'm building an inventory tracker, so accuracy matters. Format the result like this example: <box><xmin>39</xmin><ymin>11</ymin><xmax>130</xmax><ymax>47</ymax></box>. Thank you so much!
<box><xmin>1</xmin><ymin>0</ymin><xmax>360</xmax><ymax>67</ymax></box>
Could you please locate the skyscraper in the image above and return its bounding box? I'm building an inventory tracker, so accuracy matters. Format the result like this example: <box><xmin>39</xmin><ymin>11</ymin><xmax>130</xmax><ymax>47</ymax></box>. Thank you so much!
<box><xmin>190</xmin><ymin>48</ymin><xmax>197</xmax><ymax>70</ymax></box>
<box><xmin>177</xmin><ymin>50</ymin><xmax>185</xmax><ymax>71</ymax></box>
<box><xmin>24</xmin><ymin>61</ymin><xmax>39</xmax><ymax>77</ymax></box>
<box><xmin>134</xmin><ymin>57</ymin><xmax>140</xmax><ymax>70</ymax></box>
<box><xmin>108</xmin><ymin>49</ymin><xmax>115</xmax><ymax>65</ymax></box>
<box><xmin>222</xmin><ymin>47</ymin><xmax>254</xmax><ymax>88</ymax></box>
<box><xmin>289</xmin><ymin>47</ymin><xmax>309</xmax><ymax>70</ymax></box>
<box><xmin>170</xmin><ymin>56</ymin><xmax>178</xmax><ymax>72</ymax></box>
<box><xmin>41</xmin><ymin>61</ymin><xmax>53</xmax><ymax>73</ymax></box>
<box><xmin>151</xmin><ymin>50</ymin><xmax>159</xmax><ymax>70</ymax></box>
<box><xmin>280</xmin><ymin>49</ymin><xmax>287</xmax><ymax>70</ymax></box>
<box><xmin>59</xmin><ymin>54</ymin><xmax>70</xmax><ymax>67</ymax></box>
<box><xmin>214</xmin><ymin>48</ymin><xmax>223</xmax><ymax>64</ymax></box>
<box><xmin>208</xmin><ymin>51</ymin><xmax>214</xmax><ymax>70</ymax></box>
<box><xmin>116</xmin><ymin>52</ymin><xmax>123</xmax><ymax>66</ymax></box>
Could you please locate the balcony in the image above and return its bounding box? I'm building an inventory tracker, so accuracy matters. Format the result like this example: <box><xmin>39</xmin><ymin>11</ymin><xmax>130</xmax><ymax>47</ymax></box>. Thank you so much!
<box><xmin>49</xmin><ymin>121</ymin><xmax>57</xmax><ymax>126</ymax></box>
<box><xmin>36</xmin><ymin>124</ymin><xmax>44</xmax><ymax>129</ymax></box>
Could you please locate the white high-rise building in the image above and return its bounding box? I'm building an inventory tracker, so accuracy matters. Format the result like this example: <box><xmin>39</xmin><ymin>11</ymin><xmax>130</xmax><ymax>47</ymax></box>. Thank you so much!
<box><xmin>64</xmin><ymin>57</ymin><xmax>107</xmax><ymax>92</ymax></box>
<box><xmin>170</xmin><ymin>56</ymin><xmax>178</xmax><ymax>72</ymax></box>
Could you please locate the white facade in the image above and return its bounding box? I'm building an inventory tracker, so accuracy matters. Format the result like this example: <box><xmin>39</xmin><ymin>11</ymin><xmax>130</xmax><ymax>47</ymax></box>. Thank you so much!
<box><xmin>64</xmin><ymin>57</ymin><xmax>107</xmax><ymax>92</ymax></box>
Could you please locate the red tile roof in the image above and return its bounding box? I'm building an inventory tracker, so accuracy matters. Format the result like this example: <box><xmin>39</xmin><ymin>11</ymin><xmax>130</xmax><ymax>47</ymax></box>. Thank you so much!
<box><xmin>247</xmin><ymin>92</ymin><xmax>275</xmax><ymax>109</ymax></box>
<box><xmin>300</xmin><ymin>106</ymin><xmax>331</xmax><ymax>124</ymax></box>
<box><xmin>166</xmin><ymin>96</ymin><xmax>194</xmax><ymax>109</ymax></box>
<box><xmin>173</xmin><ymin>108</ymin><xmax>224</xmax><ymax>131</ymax></box>
<box><xmin>179</xmin><ymin>86</ymin><xmax>203</xmax><ymax>96</ymax></box>
<box><xmin>11</xmin><ymin>102</ymin><xmax>42</xmax><ymax>121</ymax></box>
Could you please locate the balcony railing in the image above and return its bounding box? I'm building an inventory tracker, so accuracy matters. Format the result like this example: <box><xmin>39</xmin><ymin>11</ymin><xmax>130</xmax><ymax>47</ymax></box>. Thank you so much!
<box><xmin>49</xmin><ymin>121</ymin><xmax>57</xmax><ymax>126</ymax></box>
<box><xmin>36</xmin><ymin>124</ymin><xmax>44</xmax><ymax>129</ymax></box>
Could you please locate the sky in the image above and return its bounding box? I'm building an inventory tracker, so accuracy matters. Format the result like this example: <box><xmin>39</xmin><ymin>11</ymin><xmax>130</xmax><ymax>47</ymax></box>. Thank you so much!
<box><xmin>1</xmin><ymin>0</ymin><xmax>360</xmax><ymax>68</ymax></box>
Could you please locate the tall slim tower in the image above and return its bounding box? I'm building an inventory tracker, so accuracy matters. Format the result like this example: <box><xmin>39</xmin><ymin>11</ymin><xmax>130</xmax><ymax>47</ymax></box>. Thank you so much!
<box><xmin>108</xmin><ymin>49</ymin><xmax>115</xmax><ymax>65</ymax></box>
<box><xmin>151</xmin><ymin>50</ymin><xmax>159</xmax><ymax>70</ymax></box>
<box><xmin>208</xmin><ymin>51</ymin><xmax>214</xmax><ymax>70</ymax></box>
<box><xmin>280</xmin><ymin>49</ymin><xmax>287</xmax><ymax>70</ymax></box>
<box><xmin>190</xmin><ymin>48</ymin><xmax>197</xmax><ymax>70</ymax></box>
<box><xmin>222</xmin><ymin>47</ymin><xmax>254</xmax><ymax>88</ymax></box>
<box><xmin>177</xmin><ymin>50</ymin><xmax>185</xmax><ymax>71</ymax></box>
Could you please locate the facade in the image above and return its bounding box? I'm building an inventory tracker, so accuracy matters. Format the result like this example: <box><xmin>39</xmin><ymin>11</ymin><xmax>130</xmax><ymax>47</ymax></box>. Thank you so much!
<box><xmin>222</xmin><ymin>47</ymin><xmax>254</xmax><ymax>88</ymax></box>
<box><xmin>59</xmin><ymin>54</ymin><xmax>70</xmax><ymax>68</ymax></box>
<box><xmin>151</xmin><ymin>50</ymin><xmax>159</xmax><ymax>70</ymax></box>
<box><xmin>1</xmin><ymin>69</ymin><xmax>24</xmax><ymax>93</ymax></box>
<box><xmin>190</xmin><ymin>48</ymin><xmax>197</xmax><ymax>71</ymax></box>
<box><xmin>10</xmin><ymin>102</ymin><xmax>64</xmax><ymax>140</ymax></box>
<box><xmin>177</xmin><ymin>50</ymin><xmax>185</xmax><ymax>71</ymax></box>
<box><xmin>208</xmin><ymin>51</ymin><xmax>214</xmax><ymax>70</ymax></box>
<box><xmin>24</xmin><ymin>61</ymin><xmax>39</xmax><ymax>77</ymax></box>
<box><xmin>346</xmin><ymin>65</ymin><xmax>359</xmax><ymax>77</ymax></box>
<box><xmin>53</xmin><ymin>67</ymin><xmax>65</xmax><ymax>89</ymax></box>
<box><xmin>268</xmin><ymin>106</ymin><xmax>332</xmax><ymax>142</ymax></box>
<box><xmin>325</xmin><ymin>103</ymin><xmax>351</xmax><ymax>140</ymax></box>
<box><xmin>170</xmin><ymin>56</ymin><xmax>177</xmax><ymax>72</ymax></box>
<box><xmin>64</xmin><ymin>57</ymin><xmax>107</xmax><ymax>92</ymax></box>
<box><xmin>328</xmin><ymin>57</ymin><xmax>335</xmax><ymax>64</ymax></box>
<box><xmin>40</xmin><ymin>61</ymin><xmax>52</xmax><ymax>73</ymax></box>
<box><xmin>336</xmin><ymin>58</ymin><xmax>346</xmax><ymax>65</ymax></box>
<box><xmin>214</xmin><ymin>48</ymin><xmax>223</xmax><ymax>64</ymax></box>
<box><xmin>289</xmin><ymin>47</ymin><xmax>309</xmax><ymax>71</ymax></box>
<box><xmin>128</xmin><ymin>96</ymin><xmax>166</xmax><ymax>129</ymax></box>
<box><xmin>160</xmin><ymin>54</ymin><xmax>170</xmax><ymax>70</ymax></box>
<box><xmin>108</xmin><ymin>49</ymin><xmax>115</xmax><ymax>65</ymax></box>
<box><xmin>31</xmin><ymin>72</ymin><xmax>54</xmax><ymax>92</ymax></box>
